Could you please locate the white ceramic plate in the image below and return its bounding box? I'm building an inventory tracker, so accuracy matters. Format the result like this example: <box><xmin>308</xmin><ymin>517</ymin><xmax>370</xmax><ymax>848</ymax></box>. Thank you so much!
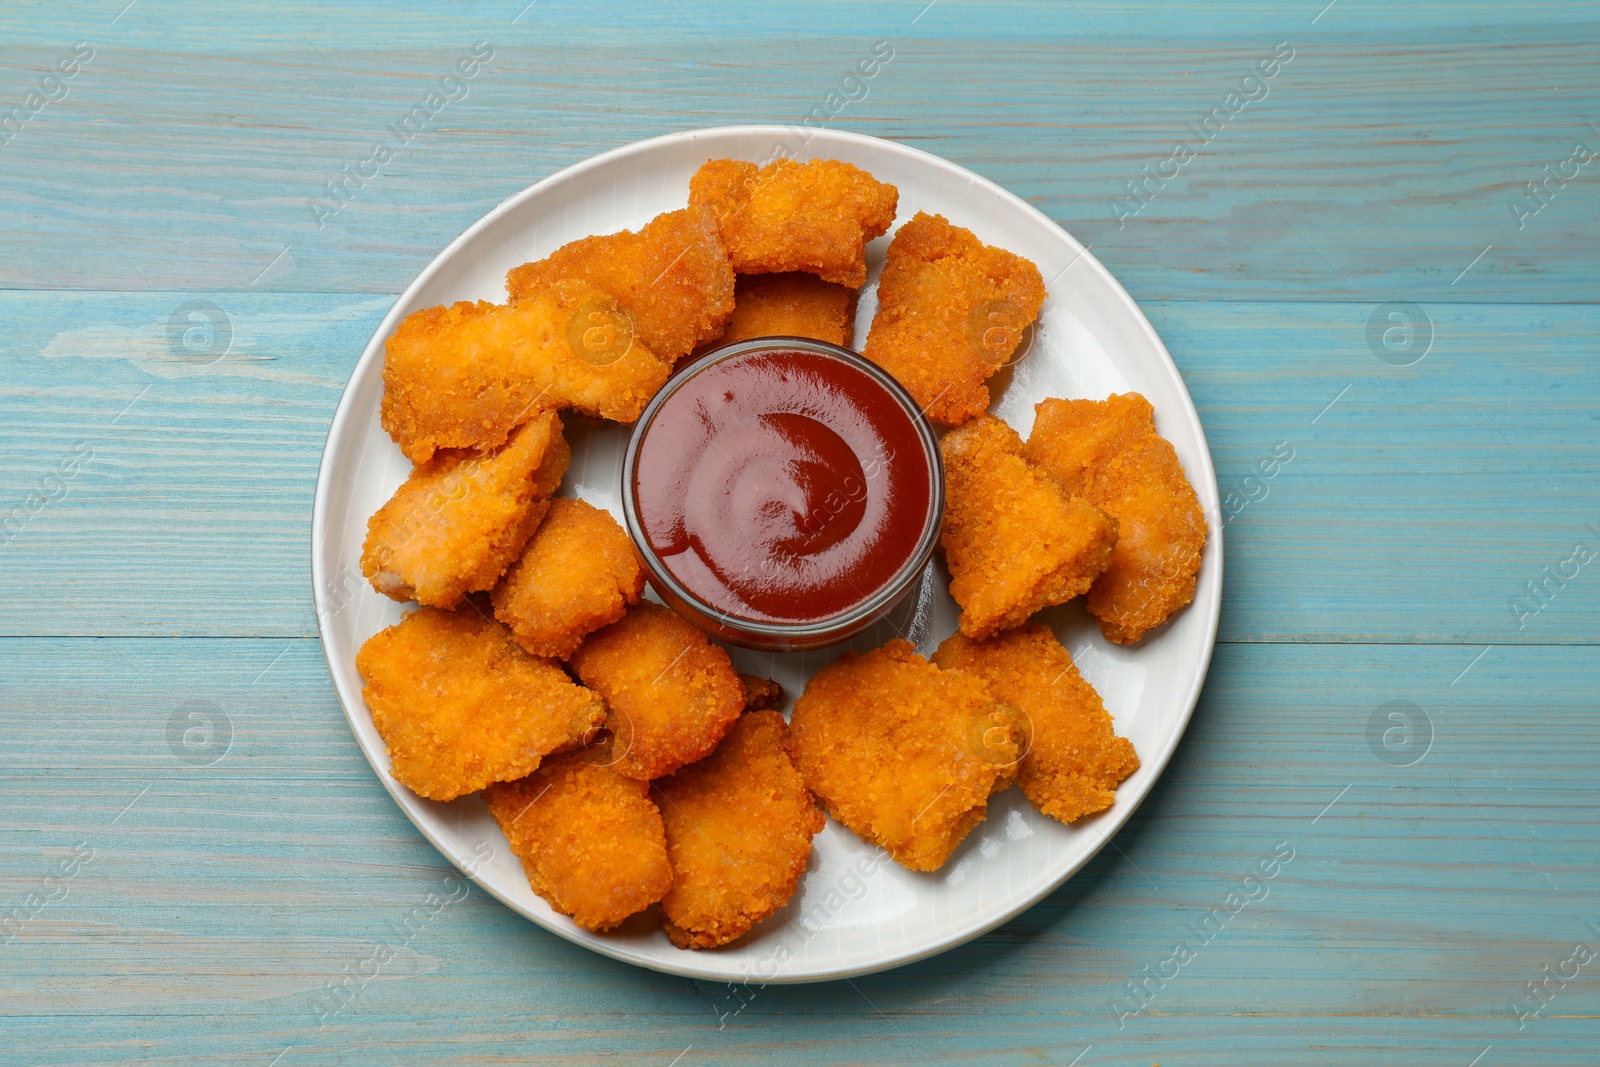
<box><xmin>311</xmin><ymin>126</ymin><xmax>1222</xmax><ymax>983</ymax></box>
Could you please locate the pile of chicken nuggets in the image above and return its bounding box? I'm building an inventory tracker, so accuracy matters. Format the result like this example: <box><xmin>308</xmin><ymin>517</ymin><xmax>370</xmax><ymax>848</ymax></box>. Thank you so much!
<box><xmin>354</xmin><ymin>152</ymin><xmax>1208</xmax><ymax>950</ymax></box>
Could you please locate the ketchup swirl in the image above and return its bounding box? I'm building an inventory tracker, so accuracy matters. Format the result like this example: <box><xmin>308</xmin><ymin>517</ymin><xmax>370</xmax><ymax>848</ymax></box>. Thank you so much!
<box><xmin>633</xmin><ymin>348</ymin><xmax>932</xmax><ymax>623</ymax></box>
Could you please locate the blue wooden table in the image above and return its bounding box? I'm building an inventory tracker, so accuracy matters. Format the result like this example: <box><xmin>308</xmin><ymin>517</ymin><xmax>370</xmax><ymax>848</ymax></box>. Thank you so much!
<box><xmin>2</xmin><ymin>1</ymin><xmax>1596</xmax><ymax>1063</ymax></box>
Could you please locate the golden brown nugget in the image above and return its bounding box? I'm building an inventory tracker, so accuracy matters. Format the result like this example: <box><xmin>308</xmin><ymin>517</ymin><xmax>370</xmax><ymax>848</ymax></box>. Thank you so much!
<box><xmin>505</xmin><ymin>206</ymin><xmax>735</xmax><ymax>362</ymax></box>
<box><xmin>703</xmin><ymin>272</ymin><xmax>859</xmax><ymax>350</ymax></box>
<box><xmin>862</xmin><ymin>212</ymin><xmax>1046</xmax><ymax>427</ymax></box>
<box><xmin>568</xmin><ymin>603</ymin><xmax>744</xmax><ymax>781</ymax></box>
<box><xmin>355</xmin><ymin>607</ymin><xmax>606</xmax><ymax>801</ymax></box>
<box><xmin>1024</xmin><ymin>394</ymin><xmax>1208</xmax><ymax>644</ymax></box>
<box><xmin>788</xmin><ymin>639</ymin><xmax>1022</xmax><ymax>872</ymax></box>
<box><xmin>933</xmin><ymin>625</ymin><xmax>1140</xmax><ymax>825</ymax></box>
<box><xmin>380</xmin><ymin>279</ymin><xmax>673</xmax><ymax>464</ymax></box>
<box><xmin>362</xmin><ymin>412</ymin><xmax>569</xmax><ymax>608</ymax></box>
<box><xmin>485</xmin><ymin>749</ymin><xmax>673</xmax><ymax>932</ymax></box>
<box><xmin>655</xmin><ymin>711</ymin><xmax>825</xmax><ymax>949</ymax></box>
<box><xmin>689</xmin><ymin>158</ymin><xmax>897</xmax><ymax>287</ymax></box>
<box><xmin>739</xmin><ymin>673</ymin><xmax>784</xmax><ymax>712</ymax></box>
<box><xmin>940</xmin><ymin>416</ymin><xmax>1118</xmax><ymax>640</ymax></box>
<box><xmin>490</xmin><ymin>498</ymin><xmax>645</xmax><ymax>659</ymax></box>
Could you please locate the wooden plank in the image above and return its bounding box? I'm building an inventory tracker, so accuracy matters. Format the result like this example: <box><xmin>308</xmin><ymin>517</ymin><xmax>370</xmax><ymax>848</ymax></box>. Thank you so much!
<box><xmin>0</xmin><ymin>2</ymin><xmax>1594</xmax><ymax>301</ymax></box>
<box><xmin>7</xmin><ymin>0</ymin><xmax>1599</xmax><ymax>45</ymax></box>
<box><xmin>0</xmin><ymin>291</ymin><xmax>370</xmax><ymax>639</ymax></box>
<box><xmin>1</xmin><ymin>638</ymin><xmax>1595</xmax><ymax>1063</ymax></box>
<box><xmin>1151</xmin><ymin>299</ymin><xmax>1600</xmax><ymax>645</ymax></box>
<box><xmin>2</xmin><ymin>292</ymin><xmax>1595</xmax><ymax>642</ymax></box>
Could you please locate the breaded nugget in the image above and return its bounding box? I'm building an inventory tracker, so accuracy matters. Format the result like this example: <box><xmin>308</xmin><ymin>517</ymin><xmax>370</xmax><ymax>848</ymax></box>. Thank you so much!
<box><xmin>490</xmin><ymin>498</ymin><xmax>644</xmax><ymax>659</ymax></box>
<box><xmin>568</xmin><ymin>603</ymin><xmax>743</xmax><ymax>781</ymax></box>
<box><xmin>505</xmin><ymin>206</ymin><xmax>735</xmax><ymax>362</ymax></box>
<box><xmin>1024</xmin><ymin>394</ymin><xmax>1208</xmax><ymax>644</ymax></box>
<box><xmin>940</xmin><ymin>416</ymin><xmax>1118</xmax><ymax>640</ymax></box>
<box><xmin>702</xmin><ymin>272</ymin><xmax>859</xmax><ymax>351</ymax></box>
<box><xmin>655</xmin><ymin>711</ymin><xmax>824</xmax><ymax>948</ymax></box>
<box><xmin>933</xmin><ymin>624</ymin><xmax>1139</xmax><ymax>825</ymax></box>
<box><xmin>362</xmin><ymin>412</ymin><xmax>569</xmax><ymax>608</ymax></box>
<box><xmin>862</xmin><ymin>213</ymin><xmax>1046</xmax><ymax>426</ymax></box>
<box><xmin>380</xmin><ymin>279</ymin><xmax>673</xmax><ymax>463</ymax></box>
<box><xmin>739</xmin><ymin>673</ymin><xmax>784</xmax><ymax>712</ymax></box>
<box><xmin>788</xmin><ymin>639</ymin><xmax>1021</xmax><ymax>872</ymax></box>
<box><xmin>355</xmin><ymin>606</ymin><xmax>606</xmax><ymax>801</ymax></box>
<box><xmin>485</xmin><ymin>748</ymin><xmax>673</xmax><ymax>931</ymax></box>
<box><xmin>689</xmin><ymin>158</ymin><xmax>897</xmax><ymax>287</ymax></box>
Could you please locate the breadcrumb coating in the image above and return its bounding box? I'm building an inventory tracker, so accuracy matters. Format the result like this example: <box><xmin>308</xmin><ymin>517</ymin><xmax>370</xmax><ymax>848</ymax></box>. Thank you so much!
<box><xmin>701</xmin><ymin>272</ymin><xmax>859</xmax><ymax>352</ymax></box>
<box><xmin>1024</xmin><ymin>393</ymin><xmax>1208</xmax><ymax>644</ymax></box>
<box><xmin>505</xmin><ymin>206</ymin><xmax>735</xmax><ymax>362</ymax></box>
<box><xmin>485</xmin><ymin>748</ymin><xmax>673</xmax><ymax>931</ymax></box>
<box><xmin>788</xmin><ymin>639</ymin><xmax>1022</xmax><ymax>872</ymax></box>
<box><xmin>491</xmin><ymin>498</ymin><xmax>644</xmax><ymax>660</ymax></box>
<box><xmin>933</xmin><ymin>624</ymin><xmax>1139</xmax><ymax>825</ymax></box>
<box><xmin>568</xmin><ymin>602</ymin><xmax>744</xmax><ymax>781</ymax></box>
<box><xmin>862</xmin><ymin>212</ymin><xmax>1045</xmax><ymax>427</ymax></box>
<box><xmin>739</xmin><ymin>673</ymin><xmax>784</xmax><ymax>712</ymax></box>
<box><xmin>655</xmin><ymin>711</ymin><xmax>825</xmax><ymax>948</ymax></box>
<box><xmin>355</xmin><ymin>606</ymin><xmax>606</xmax><ymax>801</ymax></box>
<box><xmin>362</xmin><ymin>412</ymin><xmax>569</xmax><ymax>608</ymax></box>
<box><xmin>940</xmin><ymin>416</ymin><xmax>1118</xmax><ymax>639</ymax></box>
<box><xmin>689</xmin><ymin>158</ymin><xmax>897</xmax><ymax>287</ymax></box>
<box><xmin>380</xmin><ymin>279</ymin><xmax>673</xmax><ymax>463</ymax></box>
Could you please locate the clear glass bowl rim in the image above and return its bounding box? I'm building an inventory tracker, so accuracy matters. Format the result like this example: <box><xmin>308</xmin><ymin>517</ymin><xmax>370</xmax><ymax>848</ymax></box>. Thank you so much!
<box><xmin>620</xmin><ymin>336</ymin><xmax>946</xmax><ymax>641</ymax></box>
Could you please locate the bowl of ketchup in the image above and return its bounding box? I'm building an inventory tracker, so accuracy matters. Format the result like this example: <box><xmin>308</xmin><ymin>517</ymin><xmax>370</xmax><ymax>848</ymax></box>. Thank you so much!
<box><xmin>623</xmin><ymin>337</ymin><xmax>944</xmax><ymax>652</ymax></box>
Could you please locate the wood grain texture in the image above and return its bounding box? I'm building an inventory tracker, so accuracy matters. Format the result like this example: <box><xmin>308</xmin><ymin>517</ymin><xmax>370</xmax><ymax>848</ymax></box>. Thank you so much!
<box><xmin>0</xmin><ymin>2</ymin><xmax>1595</xmax><ymax>300</ymax></box>
<box><xmin>1</xmin><ymin>640</ymin><xmax>1595</xmax><ymax>1064</ymax></box>
<box><xmin>0</xmin><ymin>0</ymin><xmax>1597</xmax><ymax>1063</ymax></box>
<box><xmin>2</xmin><ymin>293</ymin><xmax>1594</xmax><ymax>642</ymax></box>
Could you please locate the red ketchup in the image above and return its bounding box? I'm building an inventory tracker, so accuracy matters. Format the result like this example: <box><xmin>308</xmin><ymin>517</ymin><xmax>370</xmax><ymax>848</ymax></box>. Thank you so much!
<box><xmin>628</xmin><ymin>342</ymin><xmax>938</xmax><ymax>647</ymax></box>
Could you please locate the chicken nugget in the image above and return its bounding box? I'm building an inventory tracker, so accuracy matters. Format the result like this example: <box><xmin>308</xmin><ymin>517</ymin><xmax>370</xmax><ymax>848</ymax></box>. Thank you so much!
<box><xmin>933</xmin><ymin>624</ymin><xmax>1139</xmax><ymax>825</ymax></box>
<box><xmin>362</xmin><ymin>412</ymin><xmax>569</xmax><ymax>608</ymax></box>
<box><xmin>788</xmin><ymin>639</ymin><xmax>1022</xmax><ymax>872</ymax></box>
<box><xmin>940</xmin><ymin>416</ymin><xmax>1118</xmax><ymax>640</ymax></box>
<box><xmin>505</xmin><ymin>206</ymin><xmax>735</xmax><ymax>362</ymax></box>
<box><xmin>490</xmin><ymin>498</ymin><xmax>644</xmax><ymax>659</ymax></box>
<box><xmin>655</xmin><ymin>711</ymin><xmax>824</xmax><ymax>948</ymax></box>
<box><xmin>701</xmin><ymin>272</ymin><xmax>859</xmax><ymax>352</ymax></box>
<box><xmin>1024</xmin><ymin>394</ymin><xmax>1208</xmax><ymax>644</ymax></box>
<box><xmin>355</xmin><ymin>606</ymin><xmax>606</xmax><ymax>801</ymax></box>
<box><xmin>862</xmin><ymin>212</ymin><xmax>1045</xmax><ymax>427</ymax></box>
<box><xmin>689</xmin><ymin>158</ymin><xmax>897</xmax><ymax>287</ymax></box>
<box><xmin>485</xmin><ymin>748</ymin><xmax>673</xmax><ymax>931</ymax></box>
<box><xmin>739</xmin><ymin>673</ymin><xmax>784</xmax><ymax>712</ymax></box>
<box><xmin>568</xmin><ymin>602</ymin><xmax>743</xmax><ymax>781</ymax></box>
<box><xmin>380</xmin><ymin>279</ymin><xmax>673</xmax><ymax>463</ymax></box>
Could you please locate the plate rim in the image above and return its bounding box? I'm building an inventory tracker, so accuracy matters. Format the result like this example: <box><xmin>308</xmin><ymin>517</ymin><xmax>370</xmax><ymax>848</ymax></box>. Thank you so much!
<box><xmin>311</xmin><ymin>123</ymin><xmax>1223</xmax><ymax>984</ymax></box>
